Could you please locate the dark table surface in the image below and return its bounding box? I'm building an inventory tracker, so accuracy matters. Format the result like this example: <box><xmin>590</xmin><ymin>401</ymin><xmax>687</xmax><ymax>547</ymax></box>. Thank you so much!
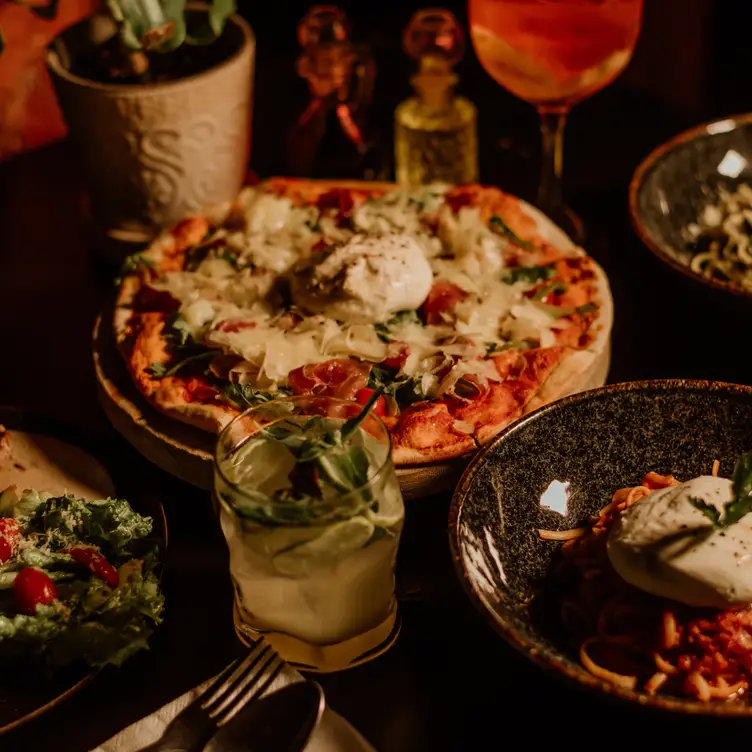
<box><xmin>2</xmin><ymin>5</ymin><xmax>752</xmax><ymax>749</ymax></box>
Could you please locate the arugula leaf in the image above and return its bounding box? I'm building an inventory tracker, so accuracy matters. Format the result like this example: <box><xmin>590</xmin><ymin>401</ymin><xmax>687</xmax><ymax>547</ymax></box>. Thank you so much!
<box><xmin>374</xmin><ymin>310</ymin><xmax>421</xmax><ymax>343</ymax></box>
<box><xmin>146</xmin><ymin>351</ymin><xmax>215</xmax><ymax>378</ymax></box>
<box><xmin>184</xmin><ymin>243</ymin><xmax>212</xmax><ymax>272</ymax></box>
<box><xmin>116</xmin><ymin>253</ymin><xmax>156</xmax><ymax>284</ymax></box>
<box><xmin>317</xmin><ymin>445</ymin><xmax>371</xmax><ymax>494</ymax></box>
<box><xmin>725</xmin><ymin>452</ymin><xmax>752</xmax><ymax>526</ymax></box>
<box><xmin>169</xmin><ymin>315</ymin><xmax>193</xmax><ymax>347</ymax></box>
<box><xmin>341</xmin><ymin>388</ymin><xmax>384</xmax><ymax>441</ymax></box>
<box><xmin>218</xmin><ymin>249</ymin><xmax>240</xmax><ymax>269</ymax></box>
<box><xmin>503</xmin><ymin>264</ymin><xmax>556</xmax><ymax>285</ymax></box>
<box><xmin>368</xmin><ymin>365</ymin><xmax>402</xmax><ymax>394</ymax></box>
<box><xmin>184</xmin><ymin>239</ymin><xmax>242</xmax><ymax>272</ymax></box>
<box><xmin>689</xmin><ymin>497</ymin><xmax>722</xmax><ymax>526</ymax></box>
<box><xmin>532</xmin><ymin>280</ymin><xmax>568</xmax><ymax>301</ymax></box>
<box><xmin>542</xmin><ymin>302</ymin><xmax>598</xmax><ymax>320</ymax></box>
<box><xmin>688</xmin><ymin>451</ymin><xmax>752</xmax><ymax>530</ymax></box>
<box><xmin>220</xmin><ymin>383</ymin><xmax>291</xmax><ymax>409</ymax></box>
<box><xmin>485</xmin><ymin>340</ymin><xmax>536</xmax><ymax>356</ymax></box>
<box><xmin>490</xmin><ymin>215</ymin><xmax>535</xmax><ymax>249</ymax></box>
<box><xmin>395</xmin><ymin>377</ymin><xmax>430</xmax><ymax>406</ymax></box>
<box><xmin>146</xmin><ymin>362</ymin><xmax>169</xmax><ymax>378</ymax></box>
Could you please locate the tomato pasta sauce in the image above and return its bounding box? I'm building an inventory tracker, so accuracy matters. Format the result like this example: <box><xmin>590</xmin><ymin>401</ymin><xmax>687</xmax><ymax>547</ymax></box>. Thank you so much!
<box><xmin>539</xmin><ymin>465</ymin><xmax>752</xmax><ymax>702</ymax></box>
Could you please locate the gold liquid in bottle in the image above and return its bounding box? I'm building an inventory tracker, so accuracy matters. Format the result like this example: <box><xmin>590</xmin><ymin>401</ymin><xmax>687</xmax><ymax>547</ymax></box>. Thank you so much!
<box><xmin>395</xmin><ymin>9</ymin><xmax>478</xmax><ymax>186</ymax></box>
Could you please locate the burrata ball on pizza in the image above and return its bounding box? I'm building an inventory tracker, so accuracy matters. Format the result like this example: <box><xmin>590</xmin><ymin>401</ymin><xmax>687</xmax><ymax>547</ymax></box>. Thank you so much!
<box><xmin>290</xmin><ymin>234</ymin><xmax>434</xmax><ymax>324</ymax></box>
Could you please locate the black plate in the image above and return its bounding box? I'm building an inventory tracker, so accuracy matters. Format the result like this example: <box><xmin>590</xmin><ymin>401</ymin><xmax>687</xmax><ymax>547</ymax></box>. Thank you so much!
<box><xmin>449</xmin><ymin>380</ymin><xmax>752</xmax><ymax>717</ymax></box>
<box><xmin>0</xmin><ymin>406</ymin><xmax>167</xmax><ymax>735</ymax></box>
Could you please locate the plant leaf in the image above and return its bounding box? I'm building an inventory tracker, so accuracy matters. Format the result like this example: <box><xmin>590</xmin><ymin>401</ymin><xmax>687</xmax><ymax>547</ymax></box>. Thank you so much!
<box><xmin>532</xmin><ymin>280</ymin><xmax>568</xmax><ymax>301</ymax></box>
<box><xmin>220</xmin><ymin>383</ymin><xmax>289</xmax><ymax>409</ymax></box>
<box><xmin>341</xmin><ymin>387</ymin><xmax>384</xmax><ymax>441</ymax></box>
<box><xmin>107</xmin><ymin>0</ymin><xmax>186</xmax><ymax>51</ymax></box>
<box><xmin>724</xmin><ymin>451</ymin><xmax>752</xmax><ymax>527</ymax></box>
<box><xmin>502</xmin><ymin>264</ymin><xmax>556</xmax><ymax>285</ymax></box>
<box><xmin>146</xmin><ymin>350</ymin><xmax>214</xmax><ymax>379</ymax></box>
<box><xmin>689</xmin><ymin>496</ymin><xmax>722</xmax><ymax>527</ymax></box>
<box><xmin>541</xmin><ymin>302</ymin><xmax>599</xmax><ymax>320</ymax></box>
<box><xmin>209</xmin><ymin>0</ymin><xmax>235</xmax><ymax>35</ymax></box>
<box><xmin>490</xmin><ymin>215</ymin><xmax>535</xmax><ymax>250</ymax></box>
<box><xmin>316</xmin><ymin>445</ymin><xmax>370</xmax><ymax>495</ymax></box>
<box><xmin>115</xmin><ymin>252</ymin><xmax>156</xmax><ymax>285</ymax></box>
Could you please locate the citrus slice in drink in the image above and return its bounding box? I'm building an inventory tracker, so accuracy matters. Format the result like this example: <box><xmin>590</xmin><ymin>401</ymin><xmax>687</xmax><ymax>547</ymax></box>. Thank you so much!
<box><xmin>272</xmin><ymin>516</ymin><xmax>375</xmax><ymax>577</ymax></box>
<box><xmin>470</xmin><ymin>24</ymin><xmax>552</xmax><ymax>89</ymax></box>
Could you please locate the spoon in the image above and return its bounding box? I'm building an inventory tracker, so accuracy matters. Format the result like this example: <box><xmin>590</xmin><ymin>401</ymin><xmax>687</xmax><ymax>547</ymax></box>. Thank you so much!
<box><xmin>204</xmin><ymin>680</ymin><xmax>326</xmax><ymax>752</ymax></box>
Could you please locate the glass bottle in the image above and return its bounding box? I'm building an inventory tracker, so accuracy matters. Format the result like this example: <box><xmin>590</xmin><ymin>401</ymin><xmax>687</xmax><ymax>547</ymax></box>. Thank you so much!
<box><xmin>287</xmin><ymin>5</ymin><xmax>386</xmax><ymax>181</ymax></box>
<box><xmin>395</xmin><ymin>8</ymin><xmax>478</xmax><ymax>186</ymax></box>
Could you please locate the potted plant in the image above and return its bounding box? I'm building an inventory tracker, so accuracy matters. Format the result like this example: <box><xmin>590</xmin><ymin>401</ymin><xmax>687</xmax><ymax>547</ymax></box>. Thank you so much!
<box><xmin>6</xmin><ymin>0</ymin><xmax>255</xmax><ymax>243</ymax></box>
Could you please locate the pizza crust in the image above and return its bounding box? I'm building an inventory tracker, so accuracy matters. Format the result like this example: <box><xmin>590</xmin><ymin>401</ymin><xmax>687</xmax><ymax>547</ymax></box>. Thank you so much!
<box><xmin>112</xmin><ymin>178</ymin><xmax>614</xmax><ymax>469</ymax></box>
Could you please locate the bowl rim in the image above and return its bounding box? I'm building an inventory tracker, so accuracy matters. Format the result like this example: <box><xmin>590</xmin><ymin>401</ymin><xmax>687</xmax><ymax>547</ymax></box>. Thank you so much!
<box><xmin>628</xmin><ymin>111</ymin><xmax>752</xmax><ymax>302</ymax></box>
<box><xmin>448</xmin><ymin>378</ymin><xmax>752</xmax><ymax>717</ymax></box>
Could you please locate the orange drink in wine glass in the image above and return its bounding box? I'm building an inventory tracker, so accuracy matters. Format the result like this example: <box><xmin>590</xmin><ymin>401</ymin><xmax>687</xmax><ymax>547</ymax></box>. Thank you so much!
<box><xmin>469</xmin><ymin>0</ymin><xmax>643</xmax><ymax>240</ymax></box>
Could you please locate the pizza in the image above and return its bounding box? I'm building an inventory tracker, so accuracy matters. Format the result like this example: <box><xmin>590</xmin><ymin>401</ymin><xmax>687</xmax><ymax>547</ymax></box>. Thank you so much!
<box><xmin>114</xmin><ymin>178</ymin><xmax>612</xmax><ymax>466</ymax></box>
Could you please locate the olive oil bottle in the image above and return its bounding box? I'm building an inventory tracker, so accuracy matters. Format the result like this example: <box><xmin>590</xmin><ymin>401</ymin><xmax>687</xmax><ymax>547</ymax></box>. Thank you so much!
<box><xmin>395</xmin><ymin>9</ymin><xmax>478</xmax><ymax>186</ymax></box>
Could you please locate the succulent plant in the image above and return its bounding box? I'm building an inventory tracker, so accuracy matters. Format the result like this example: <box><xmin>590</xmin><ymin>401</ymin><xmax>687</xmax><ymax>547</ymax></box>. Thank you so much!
<box><xmin>105</xmin><ymin>0</ymin><xmax>236</xmax><ymax>52</ymax></box>
<box><xmin>0</xmin><ymin>0</ymin><xmax>237</xmax><ymax>59</ymax></box>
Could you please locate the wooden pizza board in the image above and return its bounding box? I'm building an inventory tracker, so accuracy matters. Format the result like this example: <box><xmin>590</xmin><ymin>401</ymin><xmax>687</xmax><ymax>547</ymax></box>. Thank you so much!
<box><xmin>93</xmin><ymin>191</ymin><xmax>613</xmax><ymax>500</ymax></box>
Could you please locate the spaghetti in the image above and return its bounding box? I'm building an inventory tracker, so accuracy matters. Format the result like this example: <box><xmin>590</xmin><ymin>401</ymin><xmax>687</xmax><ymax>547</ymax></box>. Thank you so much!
<box><xmin>686</xmin><ymin>183</ymin><xmax>752</xmax><ymax>291</ymax></box>
<box><xmin>540</xmin><ymin>463</ymin><xmax>752</xmax><ymax>702</ymax></box>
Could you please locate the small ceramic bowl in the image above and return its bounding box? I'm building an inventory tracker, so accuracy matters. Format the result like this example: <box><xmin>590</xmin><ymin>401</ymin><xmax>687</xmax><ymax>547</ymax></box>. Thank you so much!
<box><xmin>629</xmin><ymin>113</ymin><xmax>752</xmax><ymax>300</ymax></box>
<box><xmin>449</xmin><ymin>380</ymin><xmax>752</xmax><ymax>716</ymax></box>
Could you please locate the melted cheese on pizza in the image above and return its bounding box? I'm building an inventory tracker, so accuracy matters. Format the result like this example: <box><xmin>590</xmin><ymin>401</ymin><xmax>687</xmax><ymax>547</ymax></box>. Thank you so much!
<box><xmin>138</xmin><ymin>184</ymin><xmax>595</xmax><ymax>400</ymax></box>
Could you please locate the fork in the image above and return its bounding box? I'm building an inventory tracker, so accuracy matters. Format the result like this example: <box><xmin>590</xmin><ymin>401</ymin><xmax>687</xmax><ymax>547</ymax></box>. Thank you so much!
<box><xmin>136</xmin><ymin>640</ymin><xmax>285</xmax><ymax>752</ymax></box>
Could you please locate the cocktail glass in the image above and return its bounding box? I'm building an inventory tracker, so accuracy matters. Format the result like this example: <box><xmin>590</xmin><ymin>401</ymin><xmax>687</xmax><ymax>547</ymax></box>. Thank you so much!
<box><xmin>214</xmin><ymin>395</ymin><xmax>404</xmax><ymax>672</ymax></box>
<box><xmin>469</xmin><ymin>0</ymin><xmax>644</xmax><ymax>241</ymax></box>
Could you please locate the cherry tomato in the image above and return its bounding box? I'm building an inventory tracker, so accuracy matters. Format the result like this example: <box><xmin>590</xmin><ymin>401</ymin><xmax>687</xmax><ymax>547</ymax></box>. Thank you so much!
<box><xmin>355</xmin><ymin>388</ymin><xmax>387</xmax><ymax>417</ymax></box>
<box><xmin>14</xmin><ymin>567</ymin><xmax>58</xmax><ymax>615</ymax></box>
<box><xmin>68</xmin><ymin>547</ymin><xmax>120</xmax><ymax>588</ymax></box>
<box><xmin>0</xmin><ymin>518</ymin><xmax>20</xmax><ymax>563</ymax></box>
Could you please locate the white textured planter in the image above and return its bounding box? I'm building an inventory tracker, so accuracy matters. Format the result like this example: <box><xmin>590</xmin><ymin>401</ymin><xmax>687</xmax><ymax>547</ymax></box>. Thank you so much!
<box><xmin>47</xmin><ymin>12</ymin><xmax>254</xmax><ymax>241</ymax></box>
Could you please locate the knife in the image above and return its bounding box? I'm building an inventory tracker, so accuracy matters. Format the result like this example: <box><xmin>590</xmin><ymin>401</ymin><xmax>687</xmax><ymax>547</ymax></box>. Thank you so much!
<box><xmin>203</xmin><ymin>680</ymin><xmax>326</xmax><ymax>752</ymax></box>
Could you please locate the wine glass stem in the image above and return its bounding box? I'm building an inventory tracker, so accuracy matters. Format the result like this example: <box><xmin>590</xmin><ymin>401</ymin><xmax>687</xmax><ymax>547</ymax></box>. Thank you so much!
<box><xmin>537</xmin><ymin>106</ymin><xmax>569</xmax><ymax>218</ymax></box>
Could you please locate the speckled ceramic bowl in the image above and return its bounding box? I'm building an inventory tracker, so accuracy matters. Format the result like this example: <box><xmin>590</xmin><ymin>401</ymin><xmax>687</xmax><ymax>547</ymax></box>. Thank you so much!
<box><xmin>629</xmin><ymin>113</ymin><xmax>752</xmax><ymax>300</ymax></box>
<box><xmin>449</xmin><ymin>380</ymin><xmax>752</xmax><ymax>716</ymax></box>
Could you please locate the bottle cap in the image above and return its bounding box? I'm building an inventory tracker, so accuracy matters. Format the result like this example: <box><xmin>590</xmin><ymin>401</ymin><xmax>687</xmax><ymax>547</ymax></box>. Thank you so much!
<box><xmin>403</xmin><ymin>8</ymin><xmax>464</xmax><ymax>71</ymax></box>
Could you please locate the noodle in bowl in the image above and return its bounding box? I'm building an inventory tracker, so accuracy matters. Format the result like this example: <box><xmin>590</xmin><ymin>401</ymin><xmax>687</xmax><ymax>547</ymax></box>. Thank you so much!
<box><xmin>630</xmin><ymin>112</ymin><xmax>752</xmax><ymax>301</ymax></box>
<box><xmin>449</xmin><ymin>379</ymin><xmax>752</xmax><ymax>716</ymax></box>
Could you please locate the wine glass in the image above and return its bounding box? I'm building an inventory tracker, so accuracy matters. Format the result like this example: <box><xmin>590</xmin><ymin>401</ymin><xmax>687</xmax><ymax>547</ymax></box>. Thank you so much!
<box><xmin>469</xmin><ymin>0</ymin><xmax>644</xmax><ymax>242</ymax></box>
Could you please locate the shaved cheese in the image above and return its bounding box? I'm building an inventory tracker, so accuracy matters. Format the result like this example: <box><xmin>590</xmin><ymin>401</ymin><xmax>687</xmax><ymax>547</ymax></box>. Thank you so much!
<box><xmin>353</xmin><ymin>186</ymin><xmax>447</xmax><ymax>236</ymax></box>
<box><xmin>196</xmin><ymin>257</ymin><xmax>236</xmax><ymax>280</ymax></box>
<box><xmin>437</xmin><ymin>206</ymin><xmax>507</xmax><ymax>278</ymax></box>
<box><xmin>453</xmin><ymin>420</ymin><xmax>475</xmax><ymax>434</ymax></box>
<box><xmin>207</xmin><ymin>324</ymin><xmax>329</xmax><ymax>385</ymax></box>
<box><xmin>181</xmin><ymin>298</ymin><xmax>216</xmax><ymax>333</ymax></box>
<box><xmin>323</xmin><ymin>323</ymin><xmax>389</xmax><ymax>362</ymax></box>
<box><xmin>435</xmin><ymin>359</ymin><xmax>499</xmax><ymax>397</ymax></box>
<box><xmin>504</xmin><ymin>300</ymin><xmax>568</xmax><ymax>348</ymax></box>
<box><xmin>244</xmin><ymin>193</ymin><xmax>295</xmax><ymax>234</ymax></box>
<box><xmin>453</xmin><ymin>284</ymin><xmax>518</xmax><ymax>343</ymax></box>
<box><xmin>421</xmin><ymin>372</ymin><xmax>439</xmax><ymax>397</ymax></box>
<box><xmin>140</xmin><ymin>183</ymin><xmax>591</xmax><ymax>395</ymax></box>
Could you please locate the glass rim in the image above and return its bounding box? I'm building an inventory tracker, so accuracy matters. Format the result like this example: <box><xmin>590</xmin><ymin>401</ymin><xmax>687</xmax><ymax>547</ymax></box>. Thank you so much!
<box><xmin>214</xmin><ymin>394</ymin><xmax>395</xmax><ymax>507</ymax></box>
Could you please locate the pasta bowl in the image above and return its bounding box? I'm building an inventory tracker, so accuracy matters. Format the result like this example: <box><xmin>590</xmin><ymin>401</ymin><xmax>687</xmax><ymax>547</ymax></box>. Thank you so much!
<box><xmin>630</xmin><ymin>113</ymin><xmax>752</xmax><ymax>300</ymax></box>
<box><xmin>449</xmin><ymin>379</ymin><xmax>752</xmax><ymax>716</ymax></box>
